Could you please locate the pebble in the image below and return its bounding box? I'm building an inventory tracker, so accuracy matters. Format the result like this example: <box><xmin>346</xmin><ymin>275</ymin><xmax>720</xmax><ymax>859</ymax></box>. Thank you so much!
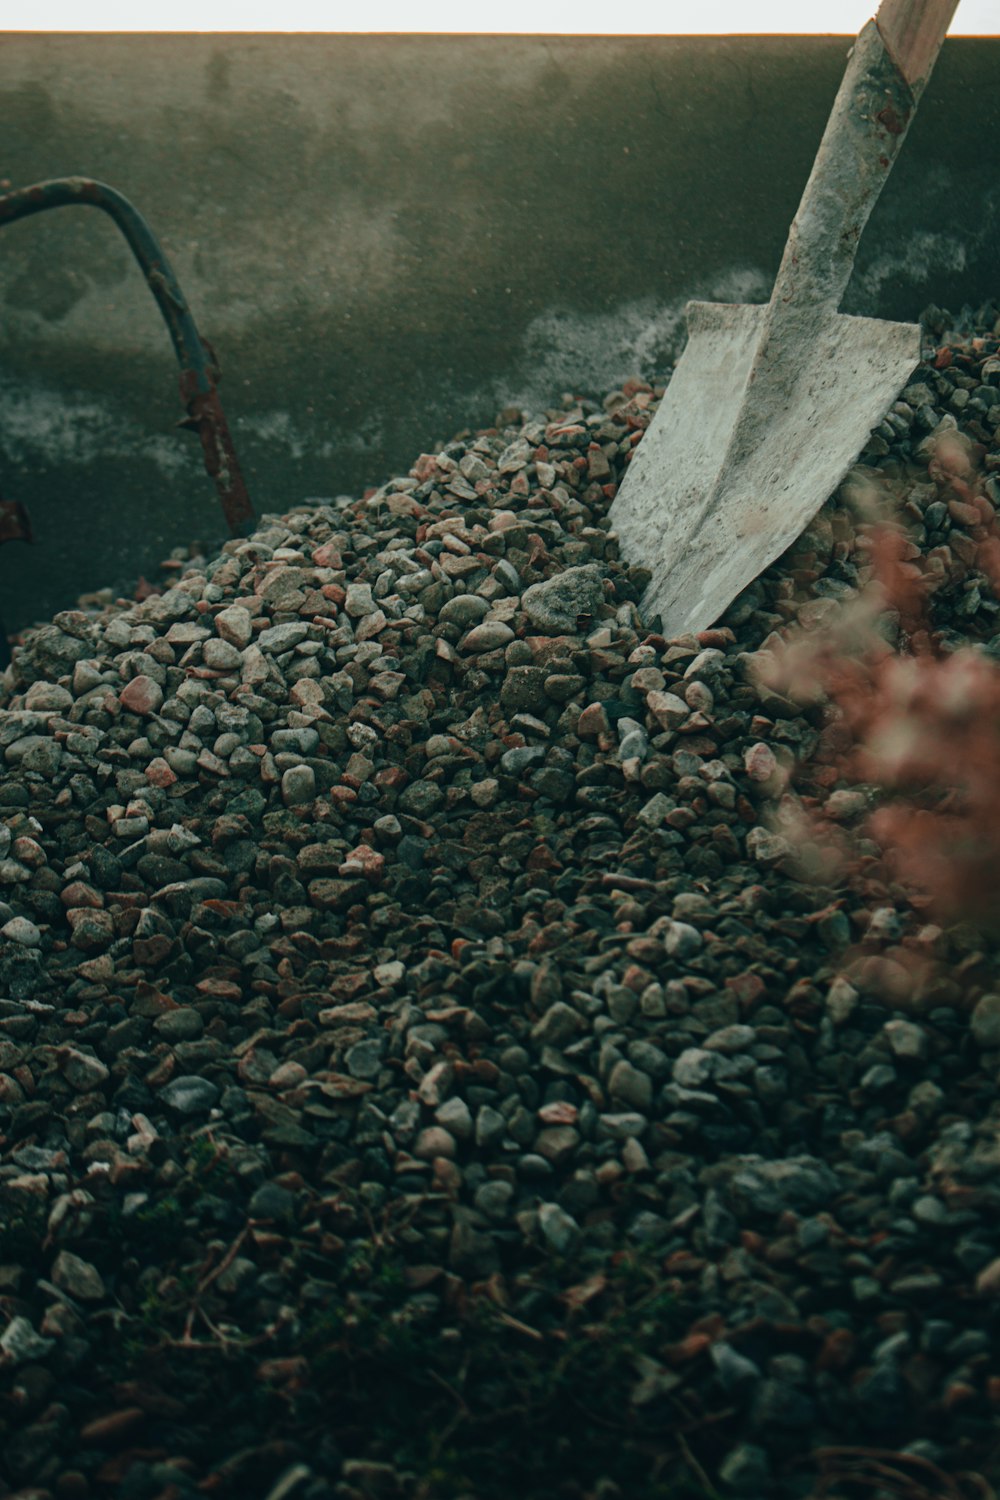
<box><xmin>0</xmin><ymin>331</ymin><xmax>997</xmax><ymax>1499</ymax></box>
<box><xmin>462</xmin><ymin>621</ymin><xmax>515</xmax><ymax>652</ymax></box>
<box><xmin>345</xmin><ymin>1039</ymin><xmax>383</xmax><ymax>1079</ymax></box>
<box><xmin>281</xmin><ymin>764</ymin><xmax>316</xmax><ymax>806</ymax></box>
<box><xmin>215</xmin><ymin>602</ymin><xmax>253</xmax><ymax>647</ymax></box>
<box><xmin>119</xmin><ymin>674</ymin><xmax>163</xmax><ymax>715</ymax></box>
<box><xmin>522</xmin><ymin>564</ymin><xmax>604</xmax><ymax>632</ymax></box>
<box><xmin>160</xmin><ymin>1076</ymin><xmax>220</xmax><ymax>1114</ymax></box>
<box><xmin>537</xmin><ymin>1201</ymin><xmax>580</xmax><ymax>1253</ymax></box>
<box><xmin>1</xmin><ymin>915</ymin><xmax>40</xmax><ymax>946</ymax></box>
<box><xmin>884</xmin><ymin>1018</ymin><xmax>928</xmax><ymax>1060</ymax></box>
<box><xmin>717</xmin><ymin>1443</ymin><xmax>772</xmax><ymax>1494</ymax></box>
<box><xmin>673</xmin><ymin>1048</ymin><xmax>716</xmax><ymax>1088</ymax></box>
<box><xmin>258</xmin><ymin>621</ymin><xmax>308</xmax><ymax>652</ymax></box>
<box><xmin>662</xmin><ymin>920</ymin><xmax>702</xmax><ymax>958</ymax></box>
<box><xmin>971</xmin><ymin>993</ymin><xmax>1000</xmax><ymax>1049</ymax></box>
<box><xmin>439</xmin><ymin>594</ymin><xmax>490</xmax><ymax>627</ymax></box>
<box><xmin>0</xmin><ymin>1316</ymin><xmax>55</xmax><ymax>1365</ymax></box>
<box><xmin>51</xmin><ymin>1250</ymin><xmax>105</xmax><ymax>1302</ymax></box>
<box><xmin>414</xmin><ymin>1126</ymin><xmax>457</xmax><ymax>1160</ymax></box>
<box><xmin>726</xmin><ymin>1156</ymin><xmax>840</xmax><ymax>1216</ymax></box>
<box><xmin>608</xmin><ymin>1058</ymin><xmax>653</xmax><ymax>1110</ymax></box>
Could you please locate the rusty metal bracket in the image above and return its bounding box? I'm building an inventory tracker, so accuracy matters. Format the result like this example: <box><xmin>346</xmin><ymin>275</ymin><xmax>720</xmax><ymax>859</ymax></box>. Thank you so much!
<box><xmin>0</xmin><ymin>176</ymin><xmax>254</xmax><ymax>535</ymax></box>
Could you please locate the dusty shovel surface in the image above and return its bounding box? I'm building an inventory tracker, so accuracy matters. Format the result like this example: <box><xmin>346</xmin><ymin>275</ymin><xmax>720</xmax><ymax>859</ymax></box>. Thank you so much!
<box><xmin>1</xmin><ymin>303</ymin><xmax>1000</xmax><ymax>1500</ymax></box>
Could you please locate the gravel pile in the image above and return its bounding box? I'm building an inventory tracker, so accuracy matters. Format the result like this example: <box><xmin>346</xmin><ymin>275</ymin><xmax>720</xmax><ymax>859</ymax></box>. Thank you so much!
<box><xmin>1</xmin><ymin>306</ymin><xmax>1000</xmax><ymax>1500</ymax></box>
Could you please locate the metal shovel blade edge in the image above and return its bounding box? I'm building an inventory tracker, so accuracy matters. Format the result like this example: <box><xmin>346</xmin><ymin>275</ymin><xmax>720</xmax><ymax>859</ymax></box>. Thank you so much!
<box><xmin>610</xmin><ymin>299</ymin><xmax>920</xmax><ymax>639</ymax></box>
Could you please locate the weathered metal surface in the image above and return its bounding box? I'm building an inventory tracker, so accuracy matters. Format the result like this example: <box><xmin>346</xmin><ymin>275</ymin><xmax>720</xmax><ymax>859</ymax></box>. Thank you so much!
<box><xmin>0</xmin><ymin>177</ymin><xmax>253</xmax><ymax>537</ymax></box>
<box><xmin>609</xmin><ymin>8</ymin><xmax>955</xmax><ymax>639</ymax></box>
<box><xmin>0</xmin><ymin>500</ymin><xmax>32</xmax><ymax>548</ymax></box>
<box><xmin>0</xmin><ymin>499</ymin><xmax>32</xmax><ymax>666</ymax></box>
<box><xmin>0</xmin><ymin>34</ymin><xmax>993</xmax><ymax>635</ymax></box>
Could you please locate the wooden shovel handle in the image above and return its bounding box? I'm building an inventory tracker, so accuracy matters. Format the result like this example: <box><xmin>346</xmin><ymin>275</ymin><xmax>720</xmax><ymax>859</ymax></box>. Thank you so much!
<box><xmin>876</xmin><ymin>0</ymin><xmax>959</xmax><ymax>89</ymax></box>
<box><xmin>768</xmin><ymin>3</ymin><xmax>956</xmax><ymax>318</ymax></box>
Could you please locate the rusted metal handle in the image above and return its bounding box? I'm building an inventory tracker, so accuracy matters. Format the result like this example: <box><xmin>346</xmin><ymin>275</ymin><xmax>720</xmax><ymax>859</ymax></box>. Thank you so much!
<box><xmin>0</xmin><ymin>177</ymin><xmax>254</xmax><ymax>536</ymax></box>
<box><xmin>876</xmin><ymin>0</ymin><xmax>959</xmax><ymax>88</ymax></box>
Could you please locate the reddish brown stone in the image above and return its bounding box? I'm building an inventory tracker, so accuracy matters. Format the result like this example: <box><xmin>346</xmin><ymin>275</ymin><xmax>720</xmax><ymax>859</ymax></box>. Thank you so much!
<box><xmin>119</xmin><ymin>675</ymin><xmax>164</xmax><ymax>715</ymax></box>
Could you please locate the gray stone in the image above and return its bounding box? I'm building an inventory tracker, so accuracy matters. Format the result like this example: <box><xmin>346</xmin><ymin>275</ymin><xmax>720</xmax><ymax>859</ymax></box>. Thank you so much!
<box><xmin>499</xmin><ymin>665</ymin><xmax>549</xmax><ymax>714</ymax></box>
<box><xmin>745</xmin><ymin>827</ymin><xmax>794</xmax><ymax>866</ymax></box>
<box><xmin>971</xmin><ymin>993</ymin><xmax>1000</xmax><ymax>1049</ymax></box>
<box><xmin>24</xmin><ymin>681</ymin><xmax>73</xmax><ymax>712</ymax></box>
<box><xmin>494</xmin><ymin>558</ymin><xmax>520</xmax><ymax>593</ymax></box>
<box><xmin>522</xmin><ymin>564</ymin><xmax>605</xmax><ymax>633</ymax></box>
<box><xmin>883</xmin><ymin>1019</ymin><xmax>928</xmax><ymax>1061</ymax></box>
<box><xmin>439</xmin><ymin>594</ymin><xmax>490</xmax><ymax>627</ymax></box>
<box><xmin>152</xmin><ymin>1006</ymin><xmax>205</xmax><ymax>1042</ymax></box>
<box><xmin>51</xmin><ymin>1249</ymin><xmax>105</xmax><ymax>1302</ymax></box>
<box><xmin>537</xmin><ymin>1201</ymin><xmax>580</xmax><ymax>1254</ymax></box>
<box><xmin>851</xmin><ymin>1359</ymin><xmax>905</xmax><ymax>1428</ymax></box>
<box><xmin>663</xmin><ymin>920</ymin><xmax>702</xmax><ymax>958</ymax></box>
<box><xmin>646</xmin><ymin>691</ymin><xmax>688</xmax><ymax>729</ymax></box>
<box><xmin>530</xmin><ymin>1001</ymin><xmax>580</xmax><ymax>1047</ymax></box>
<box><xmin>596</xmin><ymin>1112</ymin><xmax>647</xmax><ymax>1141</ymax></box>
<box><xmin>753</xmin><ymin>1064</ymin><xmax>788</xmax><ymax>1105</ymax></box>
<box><xmin>435</xmin><ymin>1095</ymin><xmax>473</xmax><ymax>1139</ymax></box>
<box><xmin>911</xmin><ymin>1194</ymin><xmax>950</xmax><ymax>1227</ymax></box>
<box><xmin>463</xmin><ymin>621</ymin><xmax>515</xmax><ymax>652</ymax></box>
<box><xmin>258</xmin><ymin>622</ymin><xmax>309</xmax><ymax>653</ymax></box>
<box><xmin>59</xmin><ymin>1048</ymin><xmax>110</xmax><ymax>1091</ymax></box>
<box><xmin>627</xmin><ymin>1210</ymin><xmax>670</xmax><ymax>1244</ymax></box>
<box><xmin>726</xmin><ymin>1155</ymin><xmax>840</xmax><ymax>1217</ymax></box>
<box><xmin>703</xmin><ymin>1024</ymin><xmax>756</xmax><ymax>1054</ymax></box>
<box><xmin>449</xmin><ymin>1216</ymin><xmax>500</xmax><ymax>1276</ymax></box>
<box><xmin>617</xmin><ymin>726</ymin><xmax>648</xmax><ymax>760</ymax></box>
<box><xmin>202</xmin><ymin>637</ymin><xmax>243</xmax><ymax>671</ymax></box>
<box><xmin>860</xmin><ymin>1063</ymin><xmax>897</xmax><ymax>1093</ymax></box>
<box><xmin>249</xmin><ymin>1182</ymin><xmax>298</xmax><ymax>1223</ymax></box>
<box><xmin>626</xmin><ymin>1040</ymin><xmax>671</xmax><ymax>1077</ymax></box>
<box><xmin>826</xmin><ymin>975</ymin><xmax>859</xmax><ymax>1024</ymax></box>
<box><xmin>636</xmin><ymin>792</ymin><xmax>674</xmax><ymax>828</ymax></box>
<box><xmin>215</xmin><ymin>603</ymin><xmax>253</xmax><ymax>647</ymax></box>
<box><xmin>500</xmin><ymin>745</ymin><xmax>546</xmax><ymax>776</ymax></box>
<box><xmin>0</xmin><ymin>1316</ymin><xmax>55</xmax><ymax>1365</ymax></box>
<box><xmin>1</xmin><ymin>916</ymin><xmax>40</xmax><ymax>947</ymax></box>
<box><xmin>345</xmin><ymin>1039</ymin><xmax>384</xmax><ymax>1079</ymax></box>
<box><xmin>161</xmin><ymin>1075</ymin><xmax>220</xmax><ymax>1114</ymax></box>
<box><xmin>474</xmin><ymin>1180</ymin><xmax>514</xmax><ymax>1219</ymax></box>
<box><xmin>717</xmin><ymin>1443</ymin><xmax>772</xmax><ymax>1494</ymax></box>
<box><xmin>414</xmin><ymin>1125</ymin><xmax>457</xmax><ymax>1160</ymax></box>
<box><xmin>398</xmin><ymin>779</ymin><xmax>445</xmax><ymax>817</ymax></box>
<box><xmin>281</xmin><ymin>764</ymin><xmax>316</xmax><ymax>806</ymax></box>
<box><xmin>750</xmin><ymin>1378</ymin><xmax>817</xmax><ymax>1430</ymax></box>
<box><xmin>475</xmin><ymin>1105</ymin><xmax>507</xmax><ymax>1149</ymax></box>
<box><xmin>534</xmin><ymin>1124</ymin><xmax>579</xmax><ymax>1165</ymax></box>
<box><xmin>6</xmin><ymin>735</ymin><xmax>63</xmax><ymax>775</ymax></box>
<box><xmin>519</xmin><ymin>1152</ymin><xmax>554</xmax><ymax>1180</ymax></box>
<box><xmin>672</xmin><ymin>1048</ymin><xmax>717</xmax><ymax>1088</ymax></box>
<box><xmin>710</xmin><ymin>1342</ymin><xmax>761</xmax><ymax>1392</ymax></box>
<box><xmin>345</xmin><ymin>582</ymin><xmax>375</xmax><ymax>617</ymax></box>
<box><xmin>608</xmin><ymin>1059</ymin><xmax>653</xmax><ymax>1110</ymax></box>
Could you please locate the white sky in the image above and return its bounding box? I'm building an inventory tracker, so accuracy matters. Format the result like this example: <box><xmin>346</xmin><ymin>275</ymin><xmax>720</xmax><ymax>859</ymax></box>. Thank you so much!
<box><xmin>1</xmin><ymin>0</ymin><xmax>997</xmax><ymax>32</ymax></box>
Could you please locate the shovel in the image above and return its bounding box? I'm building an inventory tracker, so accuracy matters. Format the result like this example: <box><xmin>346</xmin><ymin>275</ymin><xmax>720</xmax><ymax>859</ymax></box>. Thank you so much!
<box><xmin>609</xmin><ymin>0</ymin><xmax>959</xmax><ymax>638</ymax></box>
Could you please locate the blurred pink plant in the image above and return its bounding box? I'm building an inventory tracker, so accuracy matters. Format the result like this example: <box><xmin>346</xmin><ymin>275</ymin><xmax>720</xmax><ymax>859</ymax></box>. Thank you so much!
<box><xmin>758</xmin><ymin>487</ymin><xmax>1000</xmax><ymax>929</ymax></box>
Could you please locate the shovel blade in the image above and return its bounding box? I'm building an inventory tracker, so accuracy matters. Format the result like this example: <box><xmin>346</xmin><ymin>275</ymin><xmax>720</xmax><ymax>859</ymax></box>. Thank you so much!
<box><xmin>612</xmin><ymin>300</ymin><xmax>766</xmax><ymax>578</ymax></box>
<box><xmin>611</xmin><ymin>301</ymin><xmax>920</xmax><ymax>638</ymax></box>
